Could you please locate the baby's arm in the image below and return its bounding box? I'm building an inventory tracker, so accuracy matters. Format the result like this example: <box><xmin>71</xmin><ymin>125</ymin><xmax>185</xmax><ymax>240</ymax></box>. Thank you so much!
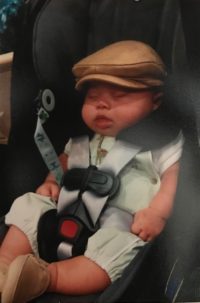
<box><xmin>131</xmin><ymin>162</ymin><xmax>179</xmax><ymax>241</ymax></box>
<box><xmin>36</xmin><ymin>153</ymin><xmax>68</xmax><ymax>200</ymax></box>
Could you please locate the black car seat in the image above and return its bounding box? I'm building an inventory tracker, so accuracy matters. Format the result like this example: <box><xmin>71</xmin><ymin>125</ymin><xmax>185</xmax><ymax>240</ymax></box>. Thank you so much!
<box><xmin>0</xmin><ymin>0</ymin><xmax>188</xmax><ymax>302</ymax></box>
<box><xmin>163</xmin><ymin>1</ymin><xmax>200</xmax><ymax>302</ymax></box>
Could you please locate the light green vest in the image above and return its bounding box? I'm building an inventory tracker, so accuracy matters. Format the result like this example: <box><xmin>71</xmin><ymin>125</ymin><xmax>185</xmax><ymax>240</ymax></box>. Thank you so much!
<box><xmin>90</xmin><ymin>134</ymin><xmax>160</xmax><ymax>214</ymax></box>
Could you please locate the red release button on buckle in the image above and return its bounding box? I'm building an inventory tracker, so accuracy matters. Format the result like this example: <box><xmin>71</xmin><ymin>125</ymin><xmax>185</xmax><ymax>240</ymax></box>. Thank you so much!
<box><xmin>60</xmin><ymin>220</ymin><xmax>79</xmax><ymax>239</ymax></box>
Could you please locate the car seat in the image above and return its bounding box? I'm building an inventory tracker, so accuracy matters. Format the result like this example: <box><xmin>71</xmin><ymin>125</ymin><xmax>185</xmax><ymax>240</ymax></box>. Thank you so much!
<box><xmin>163</xmin><ymin>1</ymin><xmax>200</xmax><ymax>302</ymax></box>
<box><xmin>0</xmin><ymin>0</ymin><xmax>189</xmax><ymax>302</ymax></box>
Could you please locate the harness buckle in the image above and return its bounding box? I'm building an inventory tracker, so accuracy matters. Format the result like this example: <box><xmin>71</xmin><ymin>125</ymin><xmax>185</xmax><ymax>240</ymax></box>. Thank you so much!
<box><xmin>62</xmin><ymin>165</ymin><xmax>120</xmax><ymax>198</ymax></box>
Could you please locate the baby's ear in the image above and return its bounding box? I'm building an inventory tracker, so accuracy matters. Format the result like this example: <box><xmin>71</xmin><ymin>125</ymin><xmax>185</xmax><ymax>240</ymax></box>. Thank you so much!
<box><xmin>152</xmin><ymin>92</ymin><xmax>163</xmax><ymax>110</ymax></box>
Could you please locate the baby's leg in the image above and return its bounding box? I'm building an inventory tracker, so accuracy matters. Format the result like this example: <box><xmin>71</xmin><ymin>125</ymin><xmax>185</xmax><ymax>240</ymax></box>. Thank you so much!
<box><xmin>0</xmin><ymin>225</ymin><xmax>32</xmax><ymax>265</ymax></box>
<box><xmin>0</xmin><ymin>225</ymin><xmax>32</xmax><ymax>293</ymax></box>
<box><xmin>46</xmin><ymin>207</ymin><xmax>134</xmax><ymax>295</ymax></box>
<box><xmin>47</xmin><ymin>255</ymin><xmax>110</xmax><ymax>295</ymax></box>
<box><xmin>5</xmin><ymin>192</ymin><xmax>56</xmax><ymax>256</ymax></box>
<box><xmin>1</xmin><ymin>254</ymin><xmax>110</xmax><ymax>303</ymax></box>
<box><xmin>84</xmin><ymin>207</ymin><xmax>146</xmax><ymax>284</ymax></box>
<box><xmin>0</xmin><ymin>192</ymin><xmax>56</xmax><ymax>295</ymax></box>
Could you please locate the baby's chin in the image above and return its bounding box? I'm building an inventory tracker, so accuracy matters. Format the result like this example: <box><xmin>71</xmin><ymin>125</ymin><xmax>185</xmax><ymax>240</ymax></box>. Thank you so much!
<box><xmin>94</xmin><ymin>124</ymin><xmax>130</xmax><ymax>137</ymax></box>
<box><xmin>95</xmin><ymin>132</ymin><xmax>113</xmax><ymax>138</ymax></box>
<box><xmin>95</xmin><ymin>128</ymin><xmax>118</xmax><ymax>137</ymax></box>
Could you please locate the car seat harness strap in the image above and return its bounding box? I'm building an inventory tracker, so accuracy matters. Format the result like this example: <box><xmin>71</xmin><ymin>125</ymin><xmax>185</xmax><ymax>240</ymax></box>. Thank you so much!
<box><xmin>34</xmin><ymin>89</ymin><xmax>64</xmax><ymax>184</ymax></box>
<box><xmin>57</xmin><ymin>137</ymin><xmax>141</xmax><ymax>259</ymax></box>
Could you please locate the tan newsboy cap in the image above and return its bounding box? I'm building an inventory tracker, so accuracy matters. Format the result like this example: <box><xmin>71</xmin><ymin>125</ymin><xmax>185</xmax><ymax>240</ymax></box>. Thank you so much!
<box><xmin>72</xmin><ymin>40</ymin><xmax>166</xmax><ymax>91</ymax></box>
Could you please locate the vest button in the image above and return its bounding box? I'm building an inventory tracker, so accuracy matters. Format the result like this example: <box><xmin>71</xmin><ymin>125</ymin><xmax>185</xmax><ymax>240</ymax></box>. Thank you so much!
<box><xmin>151</xmin><ymin>178</ymin><xmax>158</xmax><ymax>184</ymax></box>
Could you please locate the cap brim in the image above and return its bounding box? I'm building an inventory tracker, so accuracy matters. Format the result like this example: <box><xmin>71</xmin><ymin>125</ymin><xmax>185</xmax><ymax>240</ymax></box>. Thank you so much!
<box><xmin>75</xmin><ymin>74</ymin><xmax>163</xmax><ymax>91</ymax></box>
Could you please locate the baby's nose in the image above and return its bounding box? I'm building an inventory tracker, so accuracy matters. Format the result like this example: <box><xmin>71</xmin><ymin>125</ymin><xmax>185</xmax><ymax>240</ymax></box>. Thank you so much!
<box><xmin>96</xmin><ymin>98</ymin><xmax>110</xmax><ymax>109</ymax></box>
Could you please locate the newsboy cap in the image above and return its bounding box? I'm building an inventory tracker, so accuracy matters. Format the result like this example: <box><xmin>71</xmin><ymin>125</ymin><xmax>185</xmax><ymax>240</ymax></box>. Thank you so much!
<box><xmin>72</xmin><ymin>40</ymin><xmax>166</xmax><ymax>91</ymax></box>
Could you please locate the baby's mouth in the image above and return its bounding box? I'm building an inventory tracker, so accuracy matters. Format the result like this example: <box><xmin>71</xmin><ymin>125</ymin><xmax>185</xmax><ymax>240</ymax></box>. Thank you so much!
<box><xmin>94</xmin><ymin>115</ymin><xmax>113</xmax><ymax>128</ymax></box>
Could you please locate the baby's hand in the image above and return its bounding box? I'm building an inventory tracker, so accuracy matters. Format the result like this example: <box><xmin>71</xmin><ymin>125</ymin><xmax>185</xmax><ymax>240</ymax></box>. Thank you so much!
<box><xmin>36</xmin><ymin>181</ymin><xmax>60</xmax><ymax>201</ymax></box>
<box><xmin>131</xmin><ymin>207</ymin><xmax>166</xmax><ymax>242</ymax></box>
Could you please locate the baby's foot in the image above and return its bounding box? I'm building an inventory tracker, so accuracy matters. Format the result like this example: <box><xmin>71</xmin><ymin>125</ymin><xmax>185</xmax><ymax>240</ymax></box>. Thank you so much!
<box><xmin>1</xmin><ymin>254</ymin><xmax>50</xmax><ymax>303</ymax></box>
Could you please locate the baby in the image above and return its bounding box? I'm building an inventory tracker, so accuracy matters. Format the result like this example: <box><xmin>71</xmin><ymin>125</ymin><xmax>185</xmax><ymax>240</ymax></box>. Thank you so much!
<box><xmin>0</xmin><ymin>40</ymin><xmax>183</xmax><ymax>303</ymax></box>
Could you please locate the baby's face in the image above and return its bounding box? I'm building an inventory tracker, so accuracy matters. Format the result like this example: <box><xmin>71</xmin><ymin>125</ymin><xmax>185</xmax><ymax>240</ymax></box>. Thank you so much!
<box><xmin>81</xmin><ymin>82</ymin><xmax>160</xmax><ymax>137</ymax></box>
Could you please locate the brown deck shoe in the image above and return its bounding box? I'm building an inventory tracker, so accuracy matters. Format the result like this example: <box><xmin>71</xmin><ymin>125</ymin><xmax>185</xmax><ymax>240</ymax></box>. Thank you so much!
<box><xmin>0</xmin><ymin>262</ymin><xmax>8</xmax><ymax>292</ymax></box>
<box><xmin>2</xmin><ymin>254</ymin><xmax>50</xmax><ymax>303</ymax></box>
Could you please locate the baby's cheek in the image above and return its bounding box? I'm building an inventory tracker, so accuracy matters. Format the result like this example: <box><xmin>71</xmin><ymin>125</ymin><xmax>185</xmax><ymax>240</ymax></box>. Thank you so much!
<box><xmin>81</xmin><ymin>105</ymin><xmax>92</xmax><ymax>123</ymax></box>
